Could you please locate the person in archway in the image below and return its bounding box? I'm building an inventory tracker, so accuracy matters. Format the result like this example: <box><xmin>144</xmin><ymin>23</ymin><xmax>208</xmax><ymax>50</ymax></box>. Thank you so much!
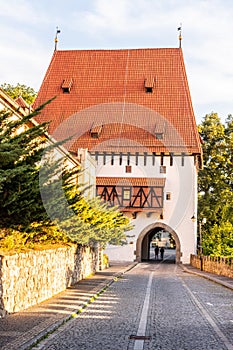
<box><xmin>160</xmin><ymin>246</ymin><xmax>165</xmax><ymax>260</ymax></box>
<box><xmin>154</xmin><ymin>245</ymin><xmax>159</xmax><ymax>260</ymax></box>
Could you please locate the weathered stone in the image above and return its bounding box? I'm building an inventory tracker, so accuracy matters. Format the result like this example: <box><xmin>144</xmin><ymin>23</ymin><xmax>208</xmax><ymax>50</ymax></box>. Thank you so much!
<box><xmin>0</xmin><ymin>245</ymin><xmax>99</xmax><ymax>317</ymax></box>
<box><xmin>190</xmin><ymin>254</ymin><xmax>233</xmax><ymax>278</ymax></box>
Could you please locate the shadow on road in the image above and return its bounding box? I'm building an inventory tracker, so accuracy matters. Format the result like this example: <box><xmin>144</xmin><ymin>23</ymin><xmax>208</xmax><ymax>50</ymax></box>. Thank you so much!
<box><xmin>147</xmin><ymin>248</ymin><xmax>176</xmax><ymax>264</ymax></box>
<box><xmin>148</xmin><ymin>258</ymin><xmax>176</xmax><ymax>264</ymax></box>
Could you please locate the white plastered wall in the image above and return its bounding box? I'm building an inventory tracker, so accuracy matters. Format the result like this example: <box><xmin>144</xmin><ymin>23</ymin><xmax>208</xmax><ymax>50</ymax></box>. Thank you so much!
<box><xmin>96</xmin><ymin>153</ymin><xmax>198</xmax><ymax>264</ymax></box>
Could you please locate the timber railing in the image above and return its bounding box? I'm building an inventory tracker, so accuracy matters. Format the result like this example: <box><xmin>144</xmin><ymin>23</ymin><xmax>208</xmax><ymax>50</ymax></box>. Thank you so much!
<box><xmin>190</xmin><ymin>254</ymin><xmax>233</xmax><ymax>278</ymax></box>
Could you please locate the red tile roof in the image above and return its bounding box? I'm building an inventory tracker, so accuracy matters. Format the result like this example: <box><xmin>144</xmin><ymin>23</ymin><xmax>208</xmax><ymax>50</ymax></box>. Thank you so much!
<box><xmin>15</xmin><ymin>96</ymin><xmax>30</xmax><ymax>109</ymax></box>
<box><xmin>34</xmin><ymin>48</ymin><xmax>202</xmax><ymax>155</ymax></box>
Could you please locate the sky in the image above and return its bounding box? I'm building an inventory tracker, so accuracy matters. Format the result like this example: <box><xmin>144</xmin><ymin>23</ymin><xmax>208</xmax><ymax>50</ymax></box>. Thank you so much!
<box><xmin>0</xmin><ymin>0</ymin><xmax>233</xmax><ymax>123</ymax></box>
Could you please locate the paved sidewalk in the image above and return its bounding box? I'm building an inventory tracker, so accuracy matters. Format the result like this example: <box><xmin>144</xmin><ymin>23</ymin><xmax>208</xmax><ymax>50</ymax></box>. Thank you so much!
<box><xmin>0</xmin><ymin>261</ymin><xmax>137</xmax><ymax>350</ymax></box>
<box><xmin>182</xmin><ymin>264</ymin><xmax>233</xmax><ymax>290</ymax></box>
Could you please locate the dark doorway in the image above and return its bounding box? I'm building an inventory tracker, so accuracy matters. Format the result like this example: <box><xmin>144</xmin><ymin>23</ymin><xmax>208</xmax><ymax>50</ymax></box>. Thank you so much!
<box><xmin>141</xmin><ymin>228</ymin><xmax>176</xmax><ymax>263</ymax></box>
<box><xmin>137</xmin><ymin>223</ymin><xmax>181</xmax><ymax>263</ymax></box>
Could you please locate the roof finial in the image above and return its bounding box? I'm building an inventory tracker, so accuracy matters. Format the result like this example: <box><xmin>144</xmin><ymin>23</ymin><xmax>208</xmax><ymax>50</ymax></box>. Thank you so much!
<box><xmin>54</xmin><ymin>27</ymin><xmax>61</xmax><ymax>51</ymax></box>
<box><xmin>177</xmin><ymin>24</ymin><xmax>182</xmax><ymax>48</ymax></box>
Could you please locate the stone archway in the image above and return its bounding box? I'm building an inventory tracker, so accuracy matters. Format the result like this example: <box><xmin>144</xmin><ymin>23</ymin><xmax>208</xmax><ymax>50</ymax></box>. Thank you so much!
<box><xmin>136</xmin><ymin>222</ymin><xmax>181</xmax><ymax>263</ymax></box>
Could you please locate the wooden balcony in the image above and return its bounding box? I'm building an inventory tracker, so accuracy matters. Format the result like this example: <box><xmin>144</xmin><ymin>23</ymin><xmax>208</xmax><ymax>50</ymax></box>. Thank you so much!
<box><xmin>96</xmin><ymin>177</ymin><xmax>165</xmax><ymax>212</ymax></box>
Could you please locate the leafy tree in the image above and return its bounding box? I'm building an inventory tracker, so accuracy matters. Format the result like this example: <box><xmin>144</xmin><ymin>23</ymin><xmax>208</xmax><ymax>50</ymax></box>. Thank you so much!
<box><xmin>225</xmin><ymin>114</ymin><xmax>233</xmax><ymax>190</ymax></box>
<box><xmin>202</xmin><ymin>221</ymin><xmax>233</xmax><ymax>257</ymax></box>
<box><xmin>0</xmin><ymin>83</ymin><xmax>37</xmax><ymax>104</ymax></box>
<box><xmin>198</xmin><ymin>113</ymin><xmax>233</xmax><ymax>257</ymax></box>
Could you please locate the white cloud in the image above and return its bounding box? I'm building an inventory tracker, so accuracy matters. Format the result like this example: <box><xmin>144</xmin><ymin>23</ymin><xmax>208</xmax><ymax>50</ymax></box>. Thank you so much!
<box><xmin>0</xmin><ymin>21</ymin><xmax>52</xmax><ymax>89</ymax></box>
<box><xmin>0</xmin><ymin>0</ymin><xmax>39</xmax><ymax>24</ymax></box>
<box><xmin>71</xmin><ymin>0</ymin><xmax>178</xmax><ymax>37</ymax></box>
<box><xmin>0</xmin><ymin>0</ymin><xmax>232</xmax><ymax>118</ymax></box>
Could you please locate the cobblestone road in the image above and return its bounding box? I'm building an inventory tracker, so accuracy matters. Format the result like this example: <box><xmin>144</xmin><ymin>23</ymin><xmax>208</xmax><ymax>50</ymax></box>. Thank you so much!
<box><xmin>34</xmin><ymin>259</ymin><xmax>233</xmax><ymax>350</ymax></box>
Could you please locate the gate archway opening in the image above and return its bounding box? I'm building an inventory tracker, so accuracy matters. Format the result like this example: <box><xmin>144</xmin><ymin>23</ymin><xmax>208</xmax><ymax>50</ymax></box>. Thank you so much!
<box><xmin>136</xmin><ymin>223</ymin><xmax>181</xmax><ymax>263</ymax></box>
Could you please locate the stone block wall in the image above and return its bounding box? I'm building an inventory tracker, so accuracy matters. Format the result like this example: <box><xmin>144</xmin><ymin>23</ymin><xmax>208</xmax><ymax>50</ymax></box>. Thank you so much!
<box><xmin>0</xmin><ymin>245</ymin><xmax>98</xmax><ymax>317</ymax></box>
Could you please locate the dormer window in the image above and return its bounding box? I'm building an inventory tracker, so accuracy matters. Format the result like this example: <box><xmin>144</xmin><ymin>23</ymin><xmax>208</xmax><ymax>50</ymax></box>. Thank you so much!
<box><xmin>90</xmin><ymin>123</ymin><xmax>103</xmax><ymax>138</ymax></box>
<box><xmin>155</xmin><ymin>132</ymin><xmax>163</xmax><ymax>140</ymax></box>
<box><xmin>144</xmin><ymin>76</ymin><xmax>155</xmax><ymax>93</ymax></box>
<box><xmin>61</xmin><ymin>78</ymin><xmax>73</xmax><ymax>93</ymax></box>
<box><xmin>146</xmin><ymin>87</ymin><xmax>153</xmax><ymax>93</ymax></box>
<box><xmin>154</xmin><ymin>121</ymin><xmax>166</xmax><ymax>140</ymax></box>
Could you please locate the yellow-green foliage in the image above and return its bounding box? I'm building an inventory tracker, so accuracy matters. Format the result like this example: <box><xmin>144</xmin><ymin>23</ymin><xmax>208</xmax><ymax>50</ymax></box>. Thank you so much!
<box><xmin>61</xmin><ymin>190</ymin><xmax>133</xmax><ymax>247</ymax></box>
<box><xmin>103</xmin><ymin>253</ymin><xmax>109</xmax><ymax>267</ymax></box>
<box><xmin>203</xmin><ymin>221</ymin><xmax>233</xmax><ymax>258</ymax></box>
<box><xmin>0</xmin><ymin>225</ymin><xmax>71</xmax><ymax>253</ymax></box>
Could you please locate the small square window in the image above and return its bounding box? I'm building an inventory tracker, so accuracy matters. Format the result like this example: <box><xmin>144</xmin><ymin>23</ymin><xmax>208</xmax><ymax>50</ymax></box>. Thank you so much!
<box><xmin>166</xmin><ymin>192</ymin><xmax>171</xmax><ymax>200</ymax></box>
<box><xmin>156</xmin><ymin>133</ymin><xmax>163</xmax><ymax>140</ymax></box>
<box><xmin>123</xmin><ymin>188</ymin><xmax>131</xmax><ymax>200</ymax></box>
<box><xmin>62</xmin><ymin>87</ymin><xmax>70</xmax><ymax>93</ymax></box>
<box><xmin>145</xmin><ymin>87</ymin><xmax>153</xmax><ymax>93</ymax></box>
<box><xmin>125</xmin><ymin>165</ymin><xmax>132</xmax><ymax>173</ymax></box>
<box><xmin>160</xmin><ymin>165</ymin><xmax>166</xmax><ymax>174</ymax></box>
<box><xmin>90</xmin><ymin>132</ymin><xmax>99</xmax><ymax>138</ymax></box>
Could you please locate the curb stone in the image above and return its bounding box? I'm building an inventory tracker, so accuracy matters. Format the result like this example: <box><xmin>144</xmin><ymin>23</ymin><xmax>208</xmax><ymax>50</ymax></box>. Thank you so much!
<box><xmin>181</xmin><ymin>264</ymin><xmax>233</xmax><ymax>291</ymax></box>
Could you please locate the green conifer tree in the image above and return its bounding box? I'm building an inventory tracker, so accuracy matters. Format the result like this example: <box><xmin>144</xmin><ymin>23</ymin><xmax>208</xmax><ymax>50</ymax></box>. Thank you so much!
<box><xmin>0</xmin><ymin>104</ymin><xmax>52</xmax><ymax>228</ymax></box>
<box><xmin>0</xmin><ymin>103</ymin><xmax>132</xmax><ymax>248</ymax></box>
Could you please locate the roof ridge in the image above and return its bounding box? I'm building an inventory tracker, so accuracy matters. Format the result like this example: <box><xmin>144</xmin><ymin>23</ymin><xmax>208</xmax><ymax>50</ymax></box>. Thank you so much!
<box><xmin>55</xmin><ymin>47</ymin><xmax>181</xmax><ymax>53</ymax></box>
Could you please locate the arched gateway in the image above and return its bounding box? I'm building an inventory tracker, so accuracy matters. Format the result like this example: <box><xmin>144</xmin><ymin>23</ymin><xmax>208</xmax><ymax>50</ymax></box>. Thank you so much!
<box><xmin>136</xmin><ymin>223</ymin><xmax>181</xmax><ymax>263</ymax></box>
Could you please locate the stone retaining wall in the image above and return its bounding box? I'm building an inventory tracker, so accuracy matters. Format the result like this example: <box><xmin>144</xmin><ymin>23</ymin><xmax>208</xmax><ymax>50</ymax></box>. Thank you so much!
<box><xmin>0</xmin><ymin>245</ymin><xmax>98</xmax><ymax>317</ymax></box>
<box><xmin>190</xmin><ymin>254</ymin><xmax>233</xmax><ymax>278</ymax></box>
